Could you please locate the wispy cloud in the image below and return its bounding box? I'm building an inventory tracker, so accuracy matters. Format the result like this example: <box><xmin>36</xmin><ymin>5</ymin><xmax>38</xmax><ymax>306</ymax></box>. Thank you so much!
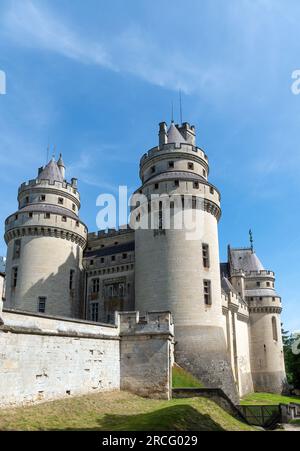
<box><xmin>2</xmin><ymin>0</ymin><xmax>114</xmax><ymax>68</ymax></box>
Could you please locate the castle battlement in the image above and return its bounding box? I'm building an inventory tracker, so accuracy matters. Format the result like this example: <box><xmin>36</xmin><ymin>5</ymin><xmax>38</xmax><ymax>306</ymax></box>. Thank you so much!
<box><xmin>140</xmin><ymin>144</ymin><xmax>208</xmax><ymax>166</ymax></box>
<box><xmin>18</xmin><ymin>179</ymin><xmax>80</xmax><ymax>199</ymax></box>
<box><xmin>118</xmin><ymin>311</ymin><xmax>174</xmax><ymax>336</ymax></box>
<box><xmin>87</xmin><ymin>227</ymin><xmax>134</xmax><ymax>241</ymax></box>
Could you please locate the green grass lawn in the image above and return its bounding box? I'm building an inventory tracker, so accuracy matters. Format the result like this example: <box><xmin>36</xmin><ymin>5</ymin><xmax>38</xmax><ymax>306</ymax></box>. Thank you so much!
<box><xmin>0</xmin><ymin>391</ymin><xmax>256</xmax><ymax>431</ymax></box>
<box><xmin>241</xmin><ymin>392</ymin><xmax>300</xmax><ymax>406</ymax></box>
<box><xmin>172</xmin><ymin>364</ymin><xmax>204</xmax><ymax>388</ymax></box>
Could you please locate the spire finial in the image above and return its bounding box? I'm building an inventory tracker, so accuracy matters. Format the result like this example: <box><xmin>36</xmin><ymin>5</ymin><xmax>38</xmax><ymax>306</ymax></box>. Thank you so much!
<box><xmin>179</xmin><ymin>89</ymin><xmax>183</xmax><ymax>124</ymax></box>
<box><xmin>171</xmin><ymin>101</ymin><xmax>174</xmax><ymax>123</ymax></box>
<box><xmin>249</xmin><ymin>229</ymin><xmax>254</xmax><ymax>252</ymax></box>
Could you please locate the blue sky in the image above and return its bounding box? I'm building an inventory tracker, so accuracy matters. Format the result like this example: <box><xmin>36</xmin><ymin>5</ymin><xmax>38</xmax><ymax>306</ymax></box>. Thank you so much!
<box><xmin>0</xmin><ymin>0</ymin><xmax>299</xmax><ymax>331</ymax></box>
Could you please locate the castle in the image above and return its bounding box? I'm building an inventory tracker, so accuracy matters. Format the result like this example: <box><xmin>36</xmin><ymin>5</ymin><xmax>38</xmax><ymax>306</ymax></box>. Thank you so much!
<box><xmin>2</xmin><ymin>120</ymin><xmax>286</xmax><ymax>402</ymax></box>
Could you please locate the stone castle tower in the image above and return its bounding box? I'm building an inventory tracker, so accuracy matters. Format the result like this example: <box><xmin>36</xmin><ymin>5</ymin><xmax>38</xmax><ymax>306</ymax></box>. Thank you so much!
<box><xmin>133</xmin><ymin>121</ymin><xmax>238</xmax><ymax>400</ymax></box>
<box><xmin>4</xmin><ymin>155</ymin><xmax>87</xmax><ymax>317</ymax></box>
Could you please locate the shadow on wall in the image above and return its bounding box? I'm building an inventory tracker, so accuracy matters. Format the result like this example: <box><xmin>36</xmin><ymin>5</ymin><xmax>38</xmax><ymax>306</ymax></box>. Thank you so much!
<box><xmin>7</xmin><ymin>242</ymin><xmax>84</xmax><ymax>318</ymax></box>
<box><xmin>50</xmin><ymin>405</ymin><xmax>226</xmax><ymax>431</ymax></box>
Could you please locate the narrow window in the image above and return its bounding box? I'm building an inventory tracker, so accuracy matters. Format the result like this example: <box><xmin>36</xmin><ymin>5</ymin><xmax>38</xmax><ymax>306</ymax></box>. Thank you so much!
<box><xmin>39</xmin><ymin>195</ymin><xmax>46</xmax><ymax>201</ymax></box>
<box><xmin>272</xmin><ymin>316</ymin><xmax>278</xmax><ymax>341</ymax></box>
<box><xmin>12</xmin><ymin>267</ymin><xmax>18</xmax><ymax>288</ymax></box>
<box><xmin>69</xmin><ymin>269</ymin><xmax>75</xmax><ymax>290</ymax></box>
<box><xmin>188</xmin><ymin>162</ymin><xmax>194</xmax><ymax>170</ymax></box>
<box><xmin>13</xmin><ymin>239</ymin><xmax>21</xmax><ymax>259</ymax></box>
<box><xmin>122</xmin><ymin>253</ymin><xmax>127</xmax><ymax>259</ymax></box>
<box><xmin>192</xmin><ymin>196</ymin><xmax>197</xmax><ymax>209</ymax></box>
<box><xmin>72</xmin><ymin>204</ymin><xmax>76</xmax><ymax>211</ymax></box>
<box><xmin>76</xmin><ymin>221</ymin><xmax>79</xmax><ymax>227</ymax></box>
<box><xmin>193</xmin><ymin>181</ymin><xmax>199</xmax><ymax>189</ymax></box>
<box><xmin>90</xmin><ymin>259</ymin><xmax>94</xmax><ymax>266</ymax></box>
<box><xmin>204</xmin><ymin>280</ymin><xmax>212</xmax><ymax>305</ymax></box>
<box><xmin>266</xmin><ymin>282</ymin><xmax>270</xmax><ymax>287</ymax></box>
<box><xmin>174</xmin><ymin>180</ymin><xmax>179</xmax><ymax>187</ymax></box>
<box><xmin>210</xmin><ymin>187</ymin><xmax>214</xmax><ymax>195</ymax></box>
<box><xmin>62</xmin><ymin>216</ymin><xmax>67</xmax><ymax>222</ymax></box>
<box><xmin>92</xmin><ymin>278</ymin><xmax>100</xmax><ymax>293</ymax></box>
<box><xmin>159</xmin><ymin>202</ymin><xmax>163</xmax><ymax>230</ymax></box>
<box><xmin>101</xmin><ymin>257</ymin><xmax>105</xmax><ymax>263</ymax></box>
<box><xmin>45</xmin><ymin>213</ymin><xmax>50</xmax><ymax>219</ymax></box>
<box><xmin>154</xmin><ymin>183</ymin><xmax>159</xmax><ymax>190</ymax></box>
<box><xmin>29</xmin><ymin>212</ymin><xmax>33</xmax><ymax>218</ymax></box>
<box><xmin>58</xmin><ymin>197</ymin><xmax>64</xmax><ymax>205</ymax></box>
<box><xmin>25</xmin><ymin>196</ymin><xmax>30</xmax><ymax>204</ymax></box>
<box><xmin>91</xmin><ymin>303</ymin><xmax>99</xmax><ymax>322</ymax></box>
<box><xmin>203</xmin><ymin>169</ymin><xmax>206</xmax><ymax>177</ymax></box>
<box><xmin>38</xmin><ymin>297</ymin><xmax>46</xmax><ymax>313</ymax></box>
<box><xmin>256</xmin><ymin>281</ymin><xmax>261</xmax><ymax>287</ymax></box>
<box><xmin>151</xmin><ymin>166</ymin><xmax>156</xmax><ymax>174</ymax></box>
<box><xmin>111</xmin><ymin>255</ymin><xmax>116</xmax><ymax>261</ymax></box>
<box><xmin>202</xmin><ymin>244</ymin><xmax>210</xmax><ymax>268</ymax></box>
<box><xmin>169</xmin><ymin>161</ymin><xmax>174</xmax><ymax>168</ymax></box>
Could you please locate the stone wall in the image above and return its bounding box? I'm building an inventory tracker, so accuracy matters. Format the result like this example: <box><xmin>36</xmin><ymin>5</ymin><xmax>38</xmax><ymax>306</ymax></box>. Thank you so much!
<box><xmin>0</xmin><ymin>309</ymin><xmax>173</xmax><ymax>407</ymax></box>
<box><xmin>119</xmin><ymin>311</ymin><xmax>174</xmax><ymax>400</ymax></box>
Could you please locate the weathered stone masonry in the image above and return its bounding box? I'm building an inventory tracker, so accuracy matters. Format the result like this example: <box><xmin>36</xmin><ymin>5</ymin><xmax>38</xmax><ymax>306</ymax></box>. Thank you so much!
<box><xmin>0</xmin><ymin>305</ymin><xmax>173</xmax><ymax>407</ymax></box>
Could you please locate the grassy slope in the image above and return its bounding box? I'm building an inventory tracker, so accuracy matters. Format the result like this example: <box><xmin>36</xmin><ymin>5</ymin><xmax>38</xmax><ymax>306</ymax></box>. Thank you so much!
<box><xmin>0</xmin><ymin>391</ymin><xmax>256</xmax><ymax>431</ymax></box>
<box><xmin>172</xmin><ymin>364</ymin><xmax>204</xmax><ymax>388</ymax></box>
<box><xmin>241</xmin><ymin>392</ymin><xmax>300</xmax><ymax>406</ymax></box>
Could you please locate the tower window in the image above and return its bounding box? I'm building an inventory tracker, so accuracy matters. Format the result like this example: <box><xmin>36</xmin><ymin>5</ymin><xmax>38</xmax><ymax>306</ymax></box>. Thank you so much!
<box><xmin>58</xmin><ymin>197</ymin><xmax>64</xmax><ymax>205</ymax></box>
<box><xmin>25</xmin><ymin>196</ymin><xmax>30</xmax><ymax>204</ymax></box>
<box><xmin>72</xmin><ymin>204</ymin><xmax>76</xmax><ymax>211</ymax></box>
<box><xmin>203</xmin><ymin>169</ymin><xmax>206</xmax><ymax>177</ymax></box>
<box><xmin>90</xmin><ymin>259</ymin><xmax>94</xmax><ymax>266</ymax></box>
<box><xmin>122</xmin><ymin>253</ymin><xmax>127</xmax><ymax>259</ymax></box>
<box><xmin>154</xmin><ymin>183</ymin><xmax>159</xmax><ymax>190</ymax></box>
<box><xmin>202</xmin><ymin>244</ymin><xmax>210</xmax><ymax>268</ymax></box>
<box><xmin>13</xmin><ymin>239</ymin><xmax>21</xmax><ymax>259</ymax></box>
<box><xmin>29</xmin><ymin>212</ymin><xmax>33</xmax><ymax>218</ymax></box>
<box><xmin>69</xmin><ymin>269</ymin><xmax>75</xmax><ymax>290</ymax></box>
<box><xmin>38</xmin><ymin>297</ymin><xmax>46</xmax><ymax>313</ymax></box>
<box><xmin>151</xmin><ymin>166</ymin><xmax>156</xmax><ymax>174</ymax></box>
<box><xmin>256</xmin><ymin>281</ymin><xmax>261</xmax><ymax>287</ymax></box>
<box><xmin>174</xmin><ymin>180</ymin><xmax>179</xmax><ymax>187</ymax></box>
<box><xmin>204</xmin><ymin>280</ymin><xmax>212</xmax><ymax>305</ymax></box>
<box><xmin>92</xmin><ymin>278</ymin><xmax>100</xmax><ymax>293</ymax></box>
<box><xmin>266</xmin><ymin>282</ymin><xmax>270</xmax><ymax>287</ymax></box>
<box><xmin>111</xmin><ymin>255</ymin><xmax>116</xmax><ymax>261</ymax></box>
<box><xmin>101</xmin><ymin>257</ymin><xmax>105</xmax><ymax>263</ymax></box>
<box><xmin>159</xmin><ymin>202</ymin><xmax>163</xmax><ymax>230</ymax></box>
<box><xmin>39</xmin><ymin>195</ymin><xmax>46</xmax><ymax>201</ymax></box>
<box><xmin>91</xmin><ymin>303</ymin><xmax>99</xmax><ymax>322</ymax></box>
<box><xmin>272</xmin><ymin>316</ymin><xmax>278</xmax><ymax>341</ymax></box>
<box><xmin>76</xmin><ymin>221</ymin><xmax>79</xmax><ymax>227</ymax></box>
<box><xmin>192</xmin><ymin>196</ymin><xmax>197</xmax><ymax>209</ymax></box>
<box><xmin>210</xmin><ymin>187</ymin><xmax>214</xmax><ymax>195</ymax></box>
<box><xmin>169</xmin><ymin>161</ymin><xmax>174</xmax><ymax>168</ymax></box>
<box><xmin>12</xmin><ymin>267</ymin><xmax>18</xmax><ymax>288</ymax></box>
<box><xmin>62</xmin><ymin>216</ymin><xmax>67</xmax><ymax>222</ymax></box>
<box><xmin>45</xmin><ymin>213</ymin><xmax>50</xmax><ymax>219</ymax></box>
<box><xmin>188</xmin><ymin>162</ymin><xmax>194</xmax><ymax>170</ymax></box>
<box><xmin>193</xmin><ymin>182</ymin><xmax>199</xmax><ymax>189</ymax></box>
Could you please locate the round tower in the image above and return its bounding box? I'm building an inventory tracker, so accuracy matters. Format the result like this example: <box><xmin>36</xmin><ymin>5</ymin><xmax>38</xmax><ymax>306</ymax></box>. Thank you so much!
<box><xmin>133</xmin><ymin>121</ymin><xmax>238</xmax><ymax>401</ymax></box>
<box><xmin>4</xmin><ymin>156</ymin><xmax>87</xmax><ymax>318</ymax></box>
<box><xmin>228</xmin><ymin>247</ymin><xmax>286</xmax><ymax>393</ymax></box>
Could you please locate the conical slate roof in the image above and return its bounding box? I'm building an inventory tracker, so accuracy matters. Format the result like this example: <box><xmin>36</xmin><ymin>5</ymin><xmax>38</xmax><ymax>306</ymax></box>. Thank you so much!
<box><xmin>38</xmin><ymin>158</ymin><xmax>64</xmax><ymax>183</ymax></box>
<box><xmin>167</xmin><ymin>122</ymin><xmax>186</xmax><ymax>145</ymax></box>
<box><xmin>230</xmin><ymin>248</ymin><xmax>264</xmax><ymax>272</ymax></box>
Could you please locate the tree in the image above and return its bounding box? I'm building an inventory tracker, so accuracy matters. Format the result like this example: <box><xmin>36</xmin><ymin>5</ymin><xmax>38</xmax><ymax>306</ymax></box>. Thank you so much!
<box><xmin>282</xmin><ymin>326</ymin><xmax>300</xmax><ymax>389</ymax></box>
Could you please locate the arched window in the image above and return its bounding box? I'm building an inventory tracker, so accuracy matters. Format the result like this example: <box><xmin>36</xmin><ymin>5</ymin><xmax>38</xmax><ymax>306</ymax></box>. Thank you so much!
<box><xmin>272</xmin><ymin>316</ymin><xmax>278</xmax><ymax>342</ymax></box>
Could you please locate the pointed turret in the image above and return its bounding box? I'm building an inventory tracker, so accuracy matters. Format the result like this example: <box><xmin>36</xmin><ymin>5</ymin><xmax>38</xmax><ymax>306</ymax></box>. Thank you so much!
<box><xmin>38</xmin><ymin>158</ymin><xmax>64</xmax><ymax>183</ymax></box>
<box><xmin>57</xmin><ymin>153</ymin><xmax>66</xmax><ymax>180</ymax></box>
<box><xmin>167</xmin><ymin>122</ymin><xmax>187</xmax><ymax>145</ymax></box>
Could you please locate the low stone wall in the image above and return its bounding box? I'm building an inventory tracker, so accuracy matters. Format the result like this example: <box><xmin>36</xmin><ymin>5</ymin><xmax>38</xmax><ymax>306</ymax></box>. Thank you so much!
<box><xmin>119</xmin><ymin>311</ymin><xmax>174</xmax><ymax>400</ymax></box>
<box><xmin>0</xmin><ymin>307</ymin><xmax>174</xmax><ymax>407</ymax></box>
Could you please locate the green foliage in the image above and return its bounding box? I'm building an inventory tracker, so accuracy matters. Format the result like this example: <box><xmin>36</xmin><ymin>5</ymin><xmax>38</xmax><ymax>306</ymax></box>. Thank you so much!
<box><xmin>241</xmin><ymin>392</ymin><xmax>300</xmax><ymax>406</ymax></box>
<box><xmin>0</xmin><ymin>391</ymin><xmax>256</xmax><ymax>431</ymax></box>
<box><xmin>172</xmin><ymin>364</ymin><xmax>204</xmax><ymax>388</ymax></box>
<box><xmin>282</xmin><ymin>327</ymin><xmax>300</xmax><ymax>389</ymax></box>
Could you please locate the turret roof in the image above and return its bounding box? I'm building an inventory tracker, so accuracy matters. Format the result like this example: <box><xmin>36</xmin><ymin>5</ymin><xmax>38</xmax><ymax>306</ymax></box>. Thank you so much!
<box><xmin>229</xmin><ymin>248</ymin><xmax>264</xmax><ymax>272</ymax></box>
<box><xmin>38</xmin><ymin>158</ymin><xmax>64</xmax><ymax>183</ymax></box>
<box><xmin>167</xmin><ymin>122</ymin><xmax>187</xmax><ymax>145</ymax></box>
